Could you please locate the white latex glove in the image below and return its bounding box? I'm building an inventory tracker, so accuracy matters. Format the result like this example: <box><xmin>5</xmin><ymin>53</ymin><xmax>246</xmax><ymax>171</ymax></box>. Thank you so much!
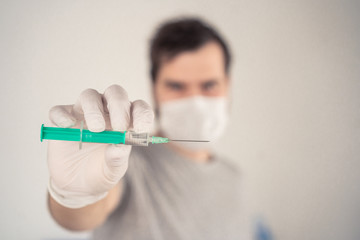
<box><xmin>47</xmin><ymin>85</ymin><xmax>154</xmax><ymax>208</ymax></box>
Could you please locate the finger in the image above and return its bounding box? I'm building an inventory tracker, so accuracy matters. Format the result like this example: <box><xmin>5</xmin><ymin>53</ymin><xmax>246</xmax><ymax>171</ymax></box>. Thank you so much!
<box><xmin>103</xmin><ymin>85</ymin><xmax>131</xmax><ymax>131</ymax></box>
<box><xmin>74</xmin><ymin>88</ymin><xmax>106</xmax><ymax>132</ymax></box>
<box><xmin>49</xmin><ymin>105</ymin><xmax>76</xmax><ymax>128</ymax></box>
<box><xmin>131</xmin><ymin>100</ymin><xmax>154</xmax><ymax>132</ymax></box>
<box><xmin>103</xmin><ymin>145</ymin><xmax>132</xmax><ymax>181</ymax></box>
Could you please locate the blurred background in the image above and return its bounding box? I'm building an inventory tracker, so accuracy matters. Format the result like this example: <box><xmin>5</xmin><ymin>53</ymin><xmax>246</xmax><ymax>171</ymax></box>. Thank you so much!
<box><xmin>1</xmin><ymin>0</ymin><xmax>359</xmax><ymax>239</ymax></box>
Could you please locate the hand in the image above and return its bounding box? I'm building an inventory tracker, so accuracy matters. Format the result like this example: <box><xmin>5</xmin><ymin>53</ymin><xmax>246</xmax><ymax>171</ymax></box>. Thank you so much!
<box><xmin>47</xmin><ymin>85</ymin><xmax>154</xmax><ymax>208</ymax></box>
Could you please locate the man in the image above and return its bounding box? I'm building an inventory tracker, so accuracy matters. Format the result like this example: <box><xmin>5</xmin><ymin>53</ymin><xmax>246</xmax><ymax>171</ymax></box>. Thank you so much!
<box><xmin>47</xmin><ymin>17</ymin><xmax>247</xmax><ymax>239</ymax></box>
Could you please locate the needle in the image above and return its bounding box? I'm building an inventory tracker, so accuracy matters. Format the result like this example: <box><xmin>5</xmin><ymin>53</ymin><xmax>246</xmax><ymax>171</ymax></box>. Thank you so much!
<box><xmin>170</xmin><ymin>139</ymin><xmax>210</xmax><ymax>142</ymax></box>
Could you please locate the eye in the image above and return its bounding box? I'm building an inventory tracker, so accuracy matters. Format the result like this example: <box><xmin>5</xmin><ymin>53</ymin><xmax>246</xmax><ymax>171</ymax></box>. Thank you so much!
<box><xmin>202</xmin><ymin>81</ymin><xmax>218</xmax><ymax>91</ymax></box>
<box><xmin>165</xmin><ymin>81</ymin><xmax>185</xmax><ymax>91</ymax></box>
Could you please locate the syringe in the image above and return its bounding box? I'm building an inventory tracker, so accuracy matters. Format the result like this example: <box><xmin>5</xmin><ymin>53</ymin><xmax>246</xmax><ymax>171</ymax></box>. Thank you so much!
<box><xmin>40</xmin><ymin>124</ymin><xmax>209</xmax><ymax>147</ymax></box>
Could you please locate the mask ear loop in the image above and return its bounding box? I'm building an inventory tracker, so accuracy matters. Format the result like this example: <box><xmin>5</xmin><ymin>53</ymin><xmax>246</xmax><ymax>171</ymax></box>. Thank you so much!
<box><xmin>79</xmin><ymin>121</ymin><xmax>84</xmax><ymax>150</ymax></box>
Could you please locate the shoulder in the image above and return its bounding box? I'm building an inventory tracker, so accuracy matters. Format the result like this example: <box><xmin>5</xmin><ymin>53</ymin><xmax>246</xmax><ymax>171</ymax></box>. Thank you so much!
<box><xmin>216</xmin><ymin>154</ymin><xmax>243</xmax><ymax>181</ymax></box>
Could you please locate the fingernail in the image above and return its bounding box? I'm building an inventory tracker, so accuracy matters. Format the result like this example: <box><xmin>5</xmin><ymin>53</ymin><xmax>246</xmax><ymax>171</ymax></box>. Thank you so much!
<box><xmin>58</xmin><ymin>119</ymin><xmax>76</xmax><ymax>128</ymax></box>
<box><xmin>87</xmin><ymin>118</ymin><xmax>105</xmax><ymax>132</ymax></box>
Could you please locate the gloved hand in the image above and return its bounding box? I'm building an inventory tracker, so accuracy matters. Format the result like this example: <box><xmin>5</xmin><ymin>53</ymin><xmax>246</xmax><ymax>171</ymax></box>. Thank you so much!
<box><xmin>47</xmin><ymin>85</ymin><xmax>154</xmax><ymax>208</ymax></box>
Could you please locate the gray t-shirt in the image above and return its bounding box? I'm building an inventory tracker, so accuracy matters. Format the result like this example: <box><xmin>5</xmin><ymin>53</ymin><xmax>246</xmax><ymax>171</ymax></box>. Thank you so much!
<box><xmin>93</xmin><ymin>144</ymin><xmax>247</xmax><ymax>240</ymax></box>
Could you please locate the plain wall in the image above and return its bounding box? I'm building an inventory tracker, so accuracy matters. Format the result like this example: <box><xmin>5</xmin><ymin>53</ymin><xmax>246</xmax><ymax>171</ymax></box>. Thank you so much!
<box><xmin>1</xmin><ymin>0</ymin><xmax>359</xmax><ymax>239</ymax></box>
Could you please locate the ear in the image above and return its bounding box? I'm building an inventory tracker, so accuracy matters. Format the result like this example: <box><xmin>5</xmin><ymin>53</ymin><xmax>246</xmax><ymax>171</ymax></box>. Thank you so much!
<box><xmin>150</xmin><ymin>83</ymin><xmax>162</xmax><ymax>134</ymax></box>
<box><xmin>151</xmin><ymin>83</ymin><xmax>159</xmax><ymax>117</ymax></box>
<box><xmin>224</xmin><ymin>75</ymin><xmax>231</xmax><ymax>94</ymax></box>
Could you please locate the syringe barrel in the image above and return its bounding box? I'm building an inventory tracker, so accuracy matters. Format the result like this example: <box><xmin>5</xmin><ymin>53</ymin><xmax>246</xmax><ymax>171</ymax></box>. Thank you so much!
<box><xmin>40</xmin><ymin>125</ymin><xmax>126</xmax><ymax>144</ymax></box>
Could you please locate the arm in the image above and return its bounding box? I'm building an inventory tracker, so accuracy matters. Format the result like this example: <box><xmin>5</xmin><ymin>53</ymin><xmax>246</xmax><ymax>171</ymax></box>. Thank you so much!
<box><xmin>46</xmin><ymin>85</ymin><xmax>154</xmax><ymax>231</ymax></box>
<box><xmin>48</xmin><ymin>182</ymin><xmax>123</xmax><ymax>231</ymax></box>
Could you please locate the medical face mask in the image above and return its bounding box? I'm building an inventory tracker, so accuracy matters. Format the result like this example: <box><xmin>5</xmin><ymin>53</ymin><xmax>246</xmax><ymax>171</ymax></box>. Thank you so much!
<box><xmin>158</xmin><ymin>96</ymin><xmax>229</xmax><ymax>150</ymax></box>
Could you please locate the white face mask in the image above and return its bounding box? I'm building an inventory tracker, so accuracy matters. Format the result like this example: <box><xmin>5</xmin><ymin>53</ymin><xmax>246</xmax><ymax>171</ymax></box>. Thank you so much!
<box><xmin>158</xmin><ymin>96</ymin><xmax>229</xmax><ymax>150</ymax></box>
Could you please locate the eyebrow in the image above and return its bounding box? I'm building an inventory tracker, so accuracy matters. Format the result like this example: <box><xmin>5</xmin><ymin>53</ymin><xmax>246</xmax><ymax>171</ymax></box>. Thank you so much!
<box><xmin>164</xmin><ymin>79</ymin><xmax>184</xmax><ymax>83</ymax></box>
<box><xmin>164</xmin><ymin>79</ymin><xmax>220</xmax><ymax>83</ymax></box>
<box><xmin>199</xmin><ymin>79</ymin><xmax>221</xmax><ymax>88</ymax></box>
<box><xmin>163</xmin><ymin>80</ymin><xmax>186</xmax><ymax>88</ymax></box>
<box><xmin>164</xmin><ymin>79</ymin><xmax>187</xmax><ymax>85</ymax></box>
<box><xmin>201</xmin><ymin>79</ymin><xmax>219</xmax><ymax>83</ymax></box>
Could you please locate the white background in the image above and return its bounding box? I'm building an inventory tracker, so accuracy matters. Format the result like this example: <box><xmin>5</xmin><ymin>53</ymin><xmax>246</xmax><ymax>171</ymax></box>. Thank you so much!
<box><xmin>1</xmin><ymin>0</ymin><xmax>359</xmax><ymax>239</ymax></box>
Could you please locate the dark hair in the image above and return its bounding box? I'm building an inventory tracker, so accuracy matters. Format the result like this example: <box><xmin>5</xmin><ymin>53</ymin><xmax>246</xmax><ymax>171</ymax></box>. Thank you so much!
<box><xmin>149</xmin><ymin>17</ymin><xmax>231</xmax><ymax>82</ymax></box>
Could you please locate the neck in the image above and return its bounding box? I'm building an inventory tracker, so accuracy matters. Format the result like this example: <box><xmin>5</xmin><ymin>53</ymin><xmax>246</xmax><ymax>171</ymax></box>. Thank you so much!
<box><xmin>167</xmin><ymin>142</ymin><xmax>211</xmax><ymax>163</ymax></box>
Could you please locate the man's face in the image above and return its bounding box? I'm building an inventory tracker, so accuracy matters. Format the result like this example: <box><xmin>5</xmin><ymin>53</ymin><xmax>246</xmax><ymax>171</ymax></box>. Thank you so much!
<box><xmin>154</xmin><ymin>42</ymin><xmax>229</xmax><ymax>104</ymax></box>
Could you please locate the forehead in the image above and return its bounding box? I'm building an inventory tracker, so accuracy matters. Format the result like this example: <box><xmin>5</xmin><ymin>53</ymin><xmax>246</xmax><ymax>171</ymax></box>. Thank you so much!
<box><xmin>157</xmin><ymin>42</ymin><xmax>226</xmax><ymax>82</ymax></box>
